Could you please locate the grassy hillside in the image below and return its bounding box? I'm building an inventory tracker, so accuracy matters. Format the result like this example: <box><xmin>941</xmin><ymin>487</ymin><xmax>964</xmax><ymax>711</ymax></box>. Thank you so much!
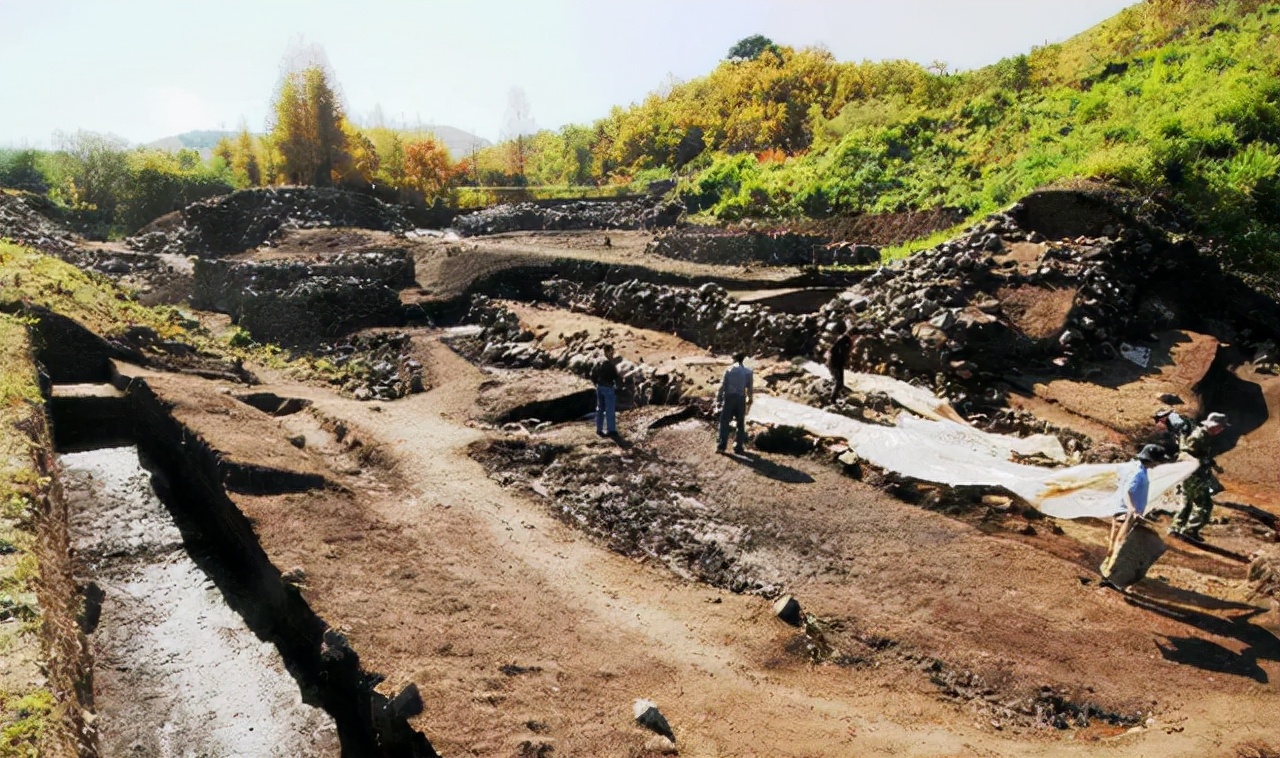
<box><xmin>493</xmin><ymin>0</ymin><xmax>1269</xmax><ymax>289</ymax></box>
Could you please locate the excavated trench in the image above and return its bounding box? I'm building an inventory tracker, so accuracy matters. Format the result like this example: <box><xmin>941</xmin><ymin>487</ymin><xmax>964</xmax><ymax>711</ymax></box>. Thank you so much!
<box><xmin>39</xmin><ymin>323</ymin><xmax>435</xmax><ymax>756</ymax></box>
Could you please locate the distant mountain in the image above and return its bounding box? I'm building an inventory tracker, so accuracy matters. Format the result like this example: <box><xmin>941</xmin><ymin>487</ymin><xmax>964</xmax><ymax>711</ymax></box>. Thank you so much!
<box><xmin>144</xmin><ymin>130</ymin><xmax>236</xmax><ymax>154</ymax></box>
<box><xmin>394</xmin><ymin>124</ymin><xmax>491</xmax><ymax>159</ymax></box>
<box><xmin>144</xmin><ymin>125</ymin><xmax>489</xmax><ymax>160</ymax></box>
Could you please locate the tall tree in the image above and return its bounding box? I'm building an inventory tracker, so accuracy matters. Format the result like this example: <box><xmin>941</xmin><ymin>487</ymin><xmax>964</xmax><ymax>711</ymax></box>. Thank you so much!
<box><xmin>49</xmin><ymin>130</ymin><xmax>129</xmax><ymax>212</ymax></box>
<box><xmin>402</xmin><ymin>136</ymin><xmax>453</xmax><ymax>199</ymax></box>
<box><xmin>267</xmin><ymin>42</ymin><xmax>353</xmax><ymax>186</ymax></box>
<box><xmin>232</xmin><ymin>128</ymin><xmax>261</xmax><ymax>187</ymax></box>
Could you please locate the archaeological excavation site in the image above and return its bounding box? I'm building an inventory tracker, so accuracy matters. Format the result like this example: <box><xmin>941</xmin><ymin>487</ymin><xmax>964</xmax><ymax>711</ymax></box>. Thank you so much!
<box><xmin>2</xmin><ymin>184</ymin><xmax>1278</xmax><ymax>757</ymax></box>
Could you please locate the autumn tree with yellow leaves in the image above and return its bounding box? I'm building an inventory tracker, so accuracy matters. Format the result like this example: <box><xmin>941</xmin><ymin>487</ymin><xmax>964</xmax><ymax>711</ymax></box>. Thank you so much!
<box><xmin>267</xmin><ymin>44</ymin><xmax>369</xmax><ymax>187</ymax></box>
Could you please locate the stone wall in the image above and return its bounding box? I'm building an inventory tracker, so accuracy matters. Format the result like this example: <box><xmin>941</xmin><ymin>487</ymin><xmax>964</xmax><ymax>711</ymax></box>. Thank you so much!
<box><xmin>646</xmin><ymin>227</ymin><xmax>879</xmax><ymax>267</ymax></box>
<box><xmin>192</xmin><ymin>251</ymin><xmax>413</xmax><ymax>347</ymax></box>
<box><xmin>453</xmin><ymin>197</ymin><xmax>683</xmax><ymax>236</ymax></box>
<box><xmin>543</xmin><ymin>279</ymin><xmax>820</xmax><ymax>357</ymax></box>
<box><xmin>462</xmin><ymin>297</ymin><xmax>688</xmax><ymax>406</ymax></box>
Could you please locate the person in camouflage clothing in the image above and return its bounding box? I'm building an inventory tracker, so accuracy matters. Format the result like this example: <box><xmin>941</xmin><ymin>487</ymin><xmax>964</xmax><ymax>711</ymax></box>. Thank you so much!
<box><xmin>1168</xmin><ymin>412</ymin><xmax>1230</xmax><ymax>542</ymax></box>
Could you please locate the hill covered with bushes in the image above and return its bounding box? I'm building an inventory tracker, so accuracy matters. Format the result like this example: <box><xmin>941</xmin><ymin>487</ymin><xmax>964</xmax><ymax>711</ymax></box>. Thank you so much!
<box><xmin>557</xmin><ymin>0</ymin><xmax>1277</xmax><ymax>289</ymax></box>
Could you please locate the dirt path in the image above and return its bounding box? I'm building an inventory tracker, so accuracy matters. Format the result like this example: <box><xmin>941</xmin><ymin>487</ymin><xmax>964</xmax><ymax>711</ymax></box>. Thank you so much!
<box><xmin>218</xmin><ymin>334</ymin><xmax>1278</xmax><ymax>756</ymax></box>
<box><xmin>257</xmin><ymin>343</ymin><xmax>983</xmax><ymax>756</ymax></box>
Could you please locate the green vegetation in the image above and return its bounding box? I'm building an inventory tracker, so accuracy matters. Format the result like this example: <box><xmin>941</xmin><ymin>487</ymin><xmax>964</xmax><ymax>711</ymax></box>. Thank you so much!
<box><xmin>0</xmin><ymin>306</ymin><xmax>54</xmax><ymax>758</ymax></box>
<box><xmin>3</xmin><ymin>1</ymin><xmax>1278</xmax><ymax>286</ymax></box>
<box><xmin>489</xmin><ymin>0</ymin><xmax>1279</xmax><ymax>286</ymax></box>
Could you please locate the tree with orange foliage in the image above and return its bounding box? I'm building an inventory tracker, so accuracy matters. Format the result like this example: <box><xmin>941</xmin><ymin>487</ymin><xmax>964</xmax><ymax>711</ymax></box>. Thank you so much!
<box><xmin>402</xmin><ymin>136</ymin><xmax>453</xmax><ymax>199</ymax></box>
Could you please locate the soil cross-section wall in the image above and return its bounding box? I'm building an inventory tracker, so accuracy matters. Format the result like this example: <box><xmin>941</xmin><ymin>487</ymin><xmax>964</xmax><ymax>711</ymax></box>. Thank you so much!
<box><xmin>646</xmin><ymin>227</ymin><xmax>878</xmax><ymax>267</ymax></box>
<box><xmin>0</xmin><ymin>320</ymin><xmax>95</xmax><ymax>757</ymax></box>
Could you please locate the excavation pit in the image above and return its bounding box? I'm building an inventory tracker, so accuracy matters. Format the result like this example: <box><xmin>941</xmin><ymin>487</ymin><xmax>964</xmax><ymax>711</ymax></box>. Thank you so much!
<box><xmin>46</xmin><ymin>384</ymin><xmax>436</xmax><ymax>757</ymax></box>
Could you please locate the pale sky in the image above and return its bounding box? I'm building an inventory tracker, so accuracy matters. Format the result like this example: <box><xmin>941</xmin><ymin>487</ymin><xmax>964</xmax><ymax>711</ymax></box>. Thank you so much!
<box><xmin>0</xmin><ymin>0</ymin><xmax>1136</xmax><ymax>148</ymax></box>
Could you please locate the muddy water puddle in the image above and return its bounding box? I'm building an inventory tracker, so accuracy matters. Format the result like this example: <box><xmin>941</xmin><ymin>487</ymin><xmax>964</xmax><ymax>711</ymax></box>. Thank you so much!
<box><xmin>60</xmin><ymin>446</ymin><xmax>338</xmax><ymax>757</ymax></box>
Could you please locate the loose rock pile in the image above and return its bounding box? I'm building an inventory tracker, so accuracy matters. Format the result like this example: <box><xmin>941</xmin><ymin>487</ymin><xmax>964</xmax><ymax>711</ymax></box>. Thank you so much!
<box><xmin>313</xmin><ymin>331</ymin><xmax>426</xmax><ymax>401</ymax></box>
<box><xmin>812</xmin><ymin>206</ymin><xmax>1276</xmax><ymax>398</ymax></box>
<box><xmin>0</xmin><ymin>191</ymin><xmax>78</xmax><ymax>254</ymax></box>
<box><xmin>543</xmin><ymin>280</ymin><xmax>819</xmax><ymax>357</ymax></box>
<box><xmin>453</xmin><ymin>197</ymin><xmax>683</xmax><ymax>236</ymax></box>
<box><xmin>647</xmin><ymin>227</ymin><xmax>878</xmax><ymax>267</ymax></box>
<box><xmin>461</xmin><ymin>297</ymin><xmax>688</xmax><ymax>406</ymax></box>
<box><xmin>128</xmin><ymin>187</ymin><xmax>412</xmax><ymax>256</ymax></box>
<box><xmin>477</xmin><ymin>438</ymin><xmax>778</xmax><ymax>595</ymax></box>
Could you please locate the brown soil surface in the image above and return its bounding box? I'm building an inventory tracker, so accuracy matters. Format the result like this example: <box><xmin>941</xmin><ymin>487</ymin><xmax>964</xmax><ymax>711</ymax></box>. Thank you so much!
<box><xmin>998</xmin><ymin>284</ymin><xmax>1077</xmax><ymax>339</ymax></box>
<box><xmin>1215</xmin><ymin>364</ymin><xmax>1280</xmax><ymax>513</ymax></box>
<box><xmin>1023</xmin><ymin>330</ymin><xmax>1220</xmax><ymax>435</ymax></box>
<box><xmin>792</xmin><ymin>208</ymin><xmax>967</xmax><ymax>246</ymax></box>
<box><xmin>235</xmin><ymin>228</ymin><xmax>412</xmax><ymax>260</ymax></box>
<box><xmin>106</xmin><ymin>325</ymin><xmax>1279</xmax><ymax>756</ymax></box>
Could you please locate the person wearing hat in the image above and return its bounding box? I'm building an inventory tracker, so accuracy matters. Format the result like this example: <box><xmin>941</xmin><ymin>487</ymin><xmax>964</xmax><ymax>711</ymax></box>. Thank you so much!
<box><xmin>1107</xmin><ymin>443</ymin><xmax>1164</xmax><ymax>561</ymax></box>
<box><xmin>716</xmin><ymin>352</ymin><xmax>754</xmax><ymax>454</ymax></box>
<box><xmin>1168</xmin><ymin>412</ymin><xmax>1230</xmax><ymax>542</ymax></box>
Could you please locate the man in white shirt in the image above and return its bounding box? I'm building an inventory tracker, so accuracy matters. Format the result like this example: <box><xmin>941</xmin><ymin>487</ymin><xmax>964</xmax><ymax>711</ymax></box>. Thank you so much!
<box><xmin>716</xmin><ymin>352</ymin><xmax>753</xmax><ymax>454</ymax></box>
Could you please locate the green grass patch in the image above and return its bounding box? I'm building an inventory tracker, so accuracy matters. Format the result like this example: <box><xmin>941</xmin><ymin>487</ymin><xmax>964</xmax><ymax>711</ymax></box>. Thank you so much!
<box><xmin>880</xmin><ymin>222</ymin><xmax>975</xmax><ymax>263</ymax></box>
<box><xmin>0</xmin><ymin>688</ymin><xmax>55</xmax><ymax>755</ymax></box>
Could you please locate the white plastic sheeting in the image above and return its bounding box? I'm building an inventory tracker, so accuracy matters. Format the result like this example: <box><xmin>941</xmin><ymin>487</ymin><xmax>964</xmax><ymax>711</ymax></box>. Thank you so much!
<box><xmin>802</xmin><ymin>362</ymin><xmax>967</xmax><ymax>423</ymax></box>
<box><xmin>749</xmin><ymin>394</ymin><xmax>1196</xmax><ymax>519</ymax></box>
<box><xmin>800</xmin><ymin>365</ymin><xmax>1066</xmax><ymax>461</ymax></box>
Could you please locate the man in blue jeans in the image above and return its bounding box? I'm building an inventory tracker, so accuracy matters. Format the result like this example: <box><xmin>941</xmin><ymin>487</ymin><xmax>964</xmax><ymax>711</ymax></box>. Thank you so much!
<box><xmin>717</xmin><ymin>352</ymin><xmax>753</xmax><ymax>454</ymax></box>
<box><xmin>591</xmin><ymin>344</ymin><xmax>621</xmax><ymax>437</ymax></box>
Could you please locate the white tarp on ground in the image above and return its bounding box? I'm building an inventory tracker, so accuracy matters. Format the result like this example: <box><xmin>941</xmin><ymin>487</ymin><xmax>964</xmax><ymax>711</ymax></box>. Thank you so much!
<box><xmin>800</xmin><ymin>365</ymin><xmax>1067</xmax><ymax>462</ymax></box>
<box><xmin>749</xmin><ymin>394</ymin><xmax>1197</xmax><ymax>519</ymax></box>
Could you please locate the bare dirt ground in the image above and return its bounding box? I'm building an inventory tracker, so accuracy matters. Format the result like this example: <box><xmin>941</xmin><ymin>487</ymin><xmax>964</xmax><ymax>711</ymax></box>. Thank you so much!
<box><xmin>108</xmin><ymin>310</ymin><xmax>1279</xmax><ymax>755</ymax></box>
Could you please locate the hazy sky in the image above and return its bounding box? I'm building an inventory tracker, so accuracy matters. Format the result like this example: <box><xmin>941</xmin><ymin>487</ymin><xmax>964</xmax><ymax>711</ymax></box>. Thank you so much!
<box><xmin>0</xmin><ymin>0</ymin><xmax>1136</xmax><ymax>148</ymax></box>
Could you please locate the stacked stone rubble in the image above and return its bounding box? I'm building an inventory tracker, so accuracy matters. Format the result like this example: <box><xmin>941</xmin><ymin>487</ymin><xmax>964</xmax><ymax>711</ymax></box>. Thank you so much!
<box><xmin>463</xmin><ymin>297</ymin><xmax>687</xmax><ymax>406</ymax></box>
<box><xmin>192</xmin><ymin>251</ymin><xmax>413</xmax><ymax>347</ymax></box>
<box><xmin>646</xmin><ymin>227</ymin><xmax>879</xmax><ymax>267</ymax></box>
<box><xmin>127</xmin><ymin>187</ymin><xmax>412</xmax><ymax>256</ymax></box>
<box><xmin>453</xmin><ymin>197</ymin><xmax>683</xmax><ymax>236</ymax></box>
<box><xmin>543</xmin><ymin>279</ymin><xmax>819</xmax><ymax>357</ymax></box>
<box><xmin>192</xmin><ymin>251</ymin><xmax>414</xmax><ymax>312</ymax></box>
